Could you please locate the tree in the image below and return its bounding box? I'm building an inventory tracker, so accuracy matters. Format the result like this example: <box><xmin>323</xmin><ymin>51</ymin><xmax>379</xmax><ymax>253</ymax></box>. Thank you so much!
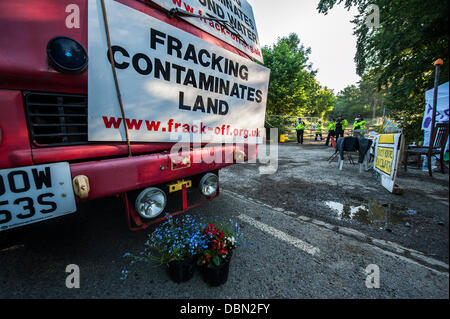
<box><xmin>261</xmin><ymin>33</ymin><xmax>334</xmax><ymax>117</ymax></box>
<box><xmin>318</xmin><ymin>0</ymin><xmax>449</xmax><ymax>142</ymax></box>
<box><xmin>332</xmin><ymin>75</ymin><xmax>385</xmax><ymax>121</ymax></box>
<box><xmin>333</xmin><ymin>85</ymin><xmax>365</xmax><ymax>119</ymax></box>
<box><xmin>307</xmin><ymin>85</ymin><xmax>337</xmax><ymax>118</ymax></box>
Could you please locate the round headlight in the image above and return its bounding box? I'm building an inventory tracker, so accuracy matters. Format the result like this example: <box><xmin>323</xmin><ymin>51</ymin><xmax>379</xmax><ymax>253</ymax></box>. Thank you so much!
<box><xmin>199</xmin><ymin>173</ymin><xmax>219</xmax><ymax>197</ymax></box>
<box><xmin>46</xmin><ymin>36</ymin><xmax>88</xmax><ymax>73</ymax></box>
<box><xmin>135</xmin><ymin>187</ymin><xmax>167</xmax><ymax>220</ymax></box>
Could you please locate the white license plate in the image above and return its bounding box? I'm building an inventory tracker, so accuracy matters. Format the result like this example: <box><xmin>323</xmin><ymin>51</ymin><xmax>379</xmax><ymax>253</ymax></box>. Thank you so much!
<box><xmin>0</xmin><ymin>162</ymin><xmax>76</xmax><ymax>231</ymax></box>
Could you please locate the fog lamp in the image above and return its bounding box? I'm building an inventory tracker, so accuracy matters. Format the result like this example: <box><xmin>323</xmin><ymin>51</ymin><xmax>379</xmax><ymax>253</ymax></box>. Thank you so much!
<box><xmin>234</xmin><ymin>150</ymin><xmax>246</xmax><ymax>162</ymax></box>
<box><xmin>46</xmin><ymin>36</ymin><xmax>88</xmax><ymax>73</ymax></box>
<box><xmin>199</xmin><ymin>173</ymin><xmax>219</xmax><ymax>197</ymax></box>
<box><xmin>135</xmin><ymin>187</ymin><xmax>167</xmax><ymax>219</ymax></box>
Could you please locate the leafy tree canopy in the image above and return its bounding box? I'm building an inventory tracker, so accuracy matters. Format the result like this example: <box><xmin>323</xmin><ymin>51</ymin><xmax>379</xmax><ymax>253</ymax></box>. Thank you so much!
<box><xmin>261</xmin><ymin>33</ymin><xmax>336</xmax><ymax>118</ymax></box>
<box><xmin>317</xmin><ymin>0</ymin><xmax>449</xmax><ymax>142</ymax></box>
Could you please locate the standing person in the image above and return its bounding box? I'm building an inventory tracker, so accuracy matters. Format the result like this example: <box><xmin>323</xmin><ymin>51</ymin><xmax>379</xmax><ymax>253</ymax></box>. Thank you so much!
<box><xmin>335</xmin><ymin>116</ymin><xmax>345</xmax><ymax>142</ymax></box>
<box><xmin>315</xmin><ymin>120</ymin><xmax>323</xmax><ymax>141</ymax></box>
<box><xmin>325</xmin><ymin>118</ymin><xmax>336</xmax><ymax>146</ymax></box>
<box><xmin>296</xmin><ymin>117</ymin><xmax>306</xmax><ymax>144</ymax></box>
<box><xmin>353</xmin><ymin>115</ymin><xmax>366</xmax><ymax>136</ymax></box>
<box><xmin>342</xmin><ymin>117</ymin><xmax>348</xmax><ymax>135</ymax></box>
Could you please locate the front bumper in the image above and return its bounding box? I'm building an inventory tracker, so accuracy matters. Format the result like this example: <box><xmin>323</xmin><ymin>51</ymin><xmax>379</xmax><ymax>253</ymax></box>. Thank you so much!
<box><xmin>69</xmin><ymin>144</ymin><xmax>253</xmax><ymax>201</ymax></box>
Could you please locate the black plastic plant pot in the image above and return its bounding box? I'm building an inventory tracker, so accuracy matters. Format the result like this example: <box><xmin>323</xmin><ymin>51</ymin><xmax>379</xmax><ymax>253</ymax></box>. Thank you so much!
<box><xmin>201</xmin><ymin>258</ymin><xmax>231</xmax><ymax>287</ymax></box>
<box><xmin>167</xmin><ymin>258</ymin><xmax>195</xmax><ymax>283</ymax></box>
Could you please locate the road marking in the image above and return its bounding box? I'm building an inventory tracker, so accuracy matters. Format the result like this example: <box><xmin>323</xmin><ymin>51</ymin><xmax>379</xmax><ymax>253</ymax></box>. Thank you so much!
<box><xmin>224</xmin><ymin>189</ymin><xmax>449</xmax><ymax>275</ymax></box>
<box><xmin>237</xmin><ymin>214</ymin><xmax>320</xmax><ymax>256</ymax></box>
<box><xmin>222</xmin><ymin>189</ymin><xmax>449</xmax><ymax>277</ymax></box>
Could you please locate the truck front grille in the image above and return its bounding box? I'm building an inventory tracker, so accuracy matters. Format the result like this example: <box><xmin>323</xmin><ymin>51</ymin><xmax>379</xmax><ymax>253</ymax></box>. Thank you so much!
<box><xmin>23</xmin><ymin>92</ymin><xmax>88</xmax><ymax>147</ymax></box>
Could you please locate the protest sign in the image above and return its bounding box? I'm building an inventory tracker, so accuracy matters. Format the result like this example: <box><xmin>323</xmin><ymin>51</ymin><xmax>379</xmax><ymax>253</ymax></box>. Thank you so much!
<box><xmin>374</xmin><ymin>133</ymin><xmax>403</xmax><ymax>193</ymax></box>
<box><xmin>152</xmin><ymin>0</ymin><xmax>263</xmax><ymax>62</ymax></box>
<box><xmin>88</xmin><ymin>0</ymin><xmax>270</xmax><ymax>144</ymax></box>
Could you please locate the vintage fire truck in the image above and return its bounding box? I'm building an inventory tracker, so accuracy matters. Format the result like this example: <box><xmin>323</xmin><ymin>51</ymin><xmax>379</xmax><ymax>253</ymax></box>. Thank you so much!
<box><xmin>0</xmin><ymin>0</ymin><xmax>268</xmax><ymax>232</ymax></box>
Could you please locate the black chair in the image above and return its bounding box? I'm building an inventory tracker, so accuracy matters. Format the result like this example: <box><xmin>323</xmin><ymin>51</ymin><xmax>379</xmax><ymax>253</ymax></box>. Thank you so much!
<box><xmin>403</xmin><ymin>123</ymin><xmax>449</xmax><ymax>177</ymax></box>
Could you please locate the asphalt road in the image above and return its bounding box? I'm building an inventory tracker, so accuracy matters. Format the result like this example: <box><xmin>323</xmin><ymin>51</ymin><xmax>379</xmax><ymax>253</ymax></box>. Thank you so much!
<box><xmin>221</xmin><ymin>143</ymin><xmax>450</xmax><ymax>263</ymax></box>
<box><xmin>0</xmin><ymin>188</ymin><xmax>448</xmax><ymax>298</ymax></box>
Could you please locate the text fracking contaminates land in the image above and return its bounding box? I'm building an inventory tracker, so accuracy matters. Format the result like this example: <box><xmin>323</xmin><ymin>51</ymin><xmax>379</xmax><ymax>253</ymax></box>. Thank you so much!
<box><xmin>88</xmin><ymin>0</ymin><xmax>269</xmax><ymax>143</ymax></box>
<box><xmin>108</xmin><ymin>28</ymin><xmax>264</xmax><ymax>117</ymax></box>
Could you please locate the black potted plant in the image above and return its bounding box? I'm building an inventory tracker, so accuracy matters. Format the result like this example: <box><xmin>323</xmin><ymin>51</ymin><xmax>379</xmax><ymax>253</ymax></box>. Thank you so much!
<box><xmin>197</xmin><ymin>220</ymin><xmax>241</xmax><ymax>287</ymax></box>
<box><xmin>121</xmin><ymin>215</ymin><xmax>208</xmax><ymax>283</ymax></box>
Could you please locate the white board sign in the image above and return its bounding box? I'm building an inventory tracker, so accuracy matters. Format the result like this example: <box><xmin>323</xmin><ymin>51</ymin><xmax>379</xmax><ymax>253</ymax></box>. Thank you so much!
<box><xmin>422</xmin><ymin>81</ymin><xmax>449</xmax><ymax>152</ymax></box>
<box><xmin>88</xmin><ymin>0</ymin><xmax>269</xmax><ymax>144</ymax></box>
<box><xmin>151</xmin><ymin>0</ymin><xmax>263</xmax><ymax>62</ymax></box>
<box><xmin>373</xmin><ymin>133</ymin><xmax>402</xmax><ymax>193</ymax></box>
<box><xmin>422</xmin><ymin>81</ymin><xmax>449</xmax><ymax>133</ymax></box>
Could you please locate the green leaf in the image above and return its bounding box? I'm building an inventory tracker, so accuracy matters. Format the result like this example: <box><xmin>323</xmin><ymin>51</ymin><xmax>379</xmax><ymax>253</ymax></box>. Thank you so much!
<box><xmin>213</xmin><ymin>255</ymin><xmax>220</xmax><ymax>266</ymax></box>
<box><xmin>262</xmin><ymin>33</ymin><xmax>335</xmax><ymax>117</ymax></box>
<box><xmin>318</xmin><ymin>0</ymin><xmax>449</xmax><ymax>137</ymax></box>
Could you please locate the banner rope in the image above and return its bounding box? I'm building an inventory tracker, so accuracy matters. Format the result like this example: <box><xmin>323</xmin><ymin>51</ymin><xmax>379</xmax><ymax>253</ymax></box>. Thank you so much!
<box><xmin>100</xmin><ymin>0</ymin><xmax>133</xmax><ymax>157</ymax></box>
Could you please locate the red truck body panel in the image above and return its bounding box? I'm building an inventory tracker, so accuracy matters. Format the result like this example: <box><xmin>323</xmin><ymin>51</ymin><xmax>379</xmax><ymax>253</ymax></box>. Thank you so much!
<box><xmin>70</xmin><ymin>144</ymin><xmax>244</xmax><ymax>200</ymax></box>
<box><xmin>0</xmin><ymin>0</ymin><xmax>259</xmax><ymax>230</ymax></box>
<box><xmin>0</xmin><ymin>90</ymin><xmax>33</xmax><ymax>168</ymax></box>
<box><xmin>0</xmin><ymin>0</ymin><xmax>248</xmax><ymax>95</ymax></box>
<box><xmin>0</xmin><ymin>0</ymin><xmax>254</xmax><ymax>166</ymax></box>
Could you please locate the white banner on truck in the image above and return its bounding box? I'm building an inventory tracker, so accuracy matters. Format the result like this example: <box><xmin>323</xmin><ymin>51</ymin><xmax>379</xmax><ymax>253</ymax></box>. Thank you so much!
<box><xmin>151</xmin><ymin>0</ymin><xmax>263</xmax><ymax>62</ymax></box>
<box><xmin>88</xmin><ymin>0</ymin><xmax>270</xmax><ymax>144</ymax></box>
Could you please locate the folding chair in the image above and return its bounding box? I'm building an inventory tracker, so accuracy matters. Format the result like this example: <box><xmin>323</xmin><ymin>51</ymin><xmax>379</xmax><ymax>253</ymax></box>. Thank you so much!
<box><xmin>335</xmin><ymin>136</ymin><xmax>359</xmax><ymax>170</ymax></box>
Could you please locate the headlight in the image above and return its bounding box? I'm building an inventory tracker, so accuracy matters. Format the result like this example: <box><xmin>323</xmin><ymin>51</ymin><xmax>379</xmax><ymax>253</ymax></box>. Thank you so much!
<box><xmin>199</xmin><ymin>173</ymin><xmax>219</xmax><ymax>197</ymax></box>
<box><xmin>46</xmin><ymin>36</ymin><xmax>88</xmax><ymax>73</ymax></box>
<box><xmin>135</xmin><ymin>187</ymin><xmax>167</xmax><ymax>219</ymax></box>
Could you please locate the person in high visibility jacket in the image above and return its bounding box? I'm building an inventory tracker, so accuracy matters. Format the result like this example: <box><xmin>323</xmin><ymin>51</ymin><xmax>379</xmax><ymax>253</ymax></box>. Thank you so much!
<box><xmin>325</xmin><ymin>118</ymin><xmax>336</xmax><ymax>146</ymax></box>
<box><xmin>314</xmin><ymin>120</ymin><xmax>323</xmax><ymax>141</ymax></box>
<box><xmin>353</xmin><ymin>116</ymin><xmax>366</xmax><ymax>130</ymax></box>
<box><xmin>296</xmin><ymin>117</ymin><xmax>306</xmax><ymax>144</ymax></box>
<box><xmin>342</xmin><ymin>118</ymin><xmax>348</xmax><ymax>132</ymax></box>
<box><xmin>335</xmin><ymin>115</ymin><xmax>346</xmax><ymax>141</ymax></box>
<box><xmin>353</xmin><ymin>115</ymin><xmax>366</xmax><ymax>136</ymax></box>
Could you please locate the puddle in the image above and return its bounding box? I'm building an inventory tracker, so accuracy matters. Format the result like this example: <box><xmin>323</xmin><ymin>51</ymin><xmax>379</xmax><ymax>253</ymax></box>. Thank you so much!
<box><xmin>324</xmin><ymin>200</ymin><xmax>409</xmax><ymax>227</ymax></box>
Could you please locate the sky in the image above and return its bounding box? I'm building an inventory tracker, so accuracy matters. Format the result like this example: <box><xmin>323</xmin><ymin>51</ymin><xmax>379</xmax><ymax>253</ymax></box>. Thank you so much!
<box><xmin>247</xmin><ymin>0</ymin><xmax>361</xmax><ymax>94</ymax></box>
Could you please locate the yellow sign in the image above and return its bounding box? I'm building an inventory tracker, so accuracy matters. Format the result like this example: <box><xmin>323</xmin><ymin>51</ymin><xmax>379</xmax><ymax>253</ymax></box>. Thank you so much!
<box><xmin>168</xmin><ymin>179</ymin><xmax>192</xmax><ymax>193</ymax></box>
<box><xmin>379</xmin><ymin>134</ymin><xmax>394</xmax><ymax>144</ymax></box>
<box><xmin>376</xmin><ymin>147</ymin><xmax>394</xmax><ymax>175</ymax></box>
